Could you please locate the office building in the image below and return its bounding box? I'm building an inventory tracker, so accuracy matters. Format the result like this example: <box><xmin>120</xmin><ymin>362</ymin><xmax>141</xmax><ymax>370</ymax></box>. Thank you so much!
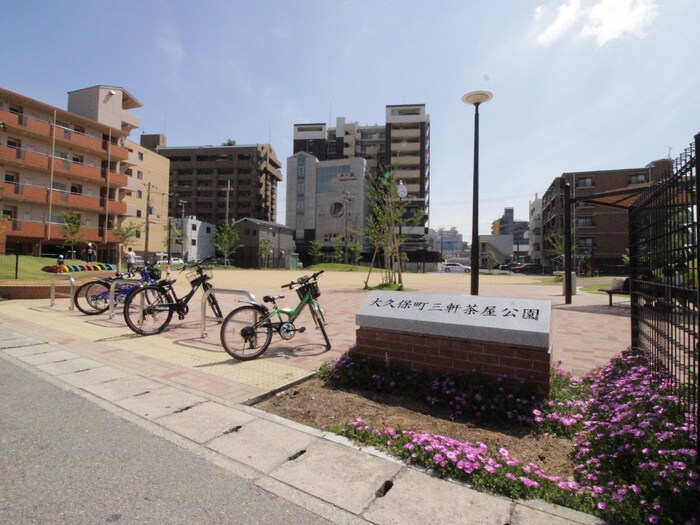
<box><xmin>291</xmin><ymin>104</ymin><xmax>430</xmax><ymax>255</ymax></box>
<box><xmin>157</xmin><ymin>144</ymin><xmax>282</xmax><ymax>227</ymax></box>
<box><xmin>0</xmin><ymin>85</ymin><xmax>141</xmax><ymax>260</ymax></box>
<box><xmin>491</xmin><ymin>207</ymin><xmax>529</xmax><ymax>261</ymax></box>
<box><xmin>286</xmin><ymin>153</ymin><xmax>367</xmax><ymax>259</ymax></box>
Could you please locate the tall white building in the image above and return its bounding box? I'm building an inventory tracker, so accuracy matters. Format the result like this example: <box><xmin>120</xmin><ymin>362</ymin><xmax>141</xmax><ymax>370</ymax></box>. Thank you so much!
<box><xmin>290</xmin><ymin>104</ymin><xmax>430</xmax><ymax>259</ymax></box>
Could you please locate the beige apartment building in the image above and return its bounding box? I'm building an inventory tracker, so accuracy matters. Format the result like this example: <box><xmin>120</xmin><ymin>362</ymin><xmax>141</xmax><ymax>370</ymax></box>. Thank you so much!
<box><xmin>0</xmin><ymin>85</ymin><xmax>156</xmax><ymax>261</ymax></box>
<box><xmin>120</xmin><ymin>137</ymin><xmax>170</xmax><ymax>256</ymax></box>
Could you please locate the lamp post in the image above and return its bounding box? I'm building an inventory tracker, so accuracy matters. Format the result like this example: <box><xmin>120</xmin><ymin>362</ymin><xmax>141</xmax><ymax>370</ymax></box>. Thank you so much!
<box><xmin>462</xmin><ymin>90</ymin><xmax>493</xmax><ymax>296</ymax></box>
<box><xmin>343</xmin><ymin>191</ymin><xmax>352</xmax><ymax>264</ymax></box>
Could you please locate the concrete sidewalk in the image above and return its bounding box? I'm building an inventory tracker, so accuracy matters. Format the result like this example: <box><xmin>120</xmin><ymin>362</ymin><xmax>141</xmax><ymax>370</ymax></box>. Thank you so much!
<box><xmin>0</xmin><ymin>272</ymin><xmax>621</xmax><ymax>523</ymax></box>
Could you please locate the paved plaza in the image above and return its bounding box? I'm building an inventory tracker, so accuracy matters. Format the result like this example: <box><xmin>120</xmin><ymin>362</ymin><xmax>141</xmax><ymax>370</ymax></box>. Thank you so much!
<box><xmin>0</xmin><ymin>269</ymin><xmax>630</xmax><ymax>404</ymax></box>
<box><xmin>0</xmin><ymin>269</ymin><xmax>624</xmax><ymax>524</ymax></box>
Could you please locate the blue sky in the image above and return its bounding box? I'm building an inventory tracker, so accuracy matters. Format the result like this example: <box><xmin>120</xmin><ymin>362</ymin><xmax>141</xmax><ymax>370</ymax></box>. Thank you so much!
<box><xmin>2</xmin><ymin>0</ymin><xmax>698</xmax><ymax>235</ymax></box>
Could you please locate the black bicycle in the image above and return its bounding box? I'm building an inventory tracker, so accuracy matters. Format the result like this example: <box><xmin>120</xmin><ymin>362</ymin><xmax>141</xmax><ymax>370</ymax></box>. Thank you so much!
<box><xmin>73</xmin><ymin>265</ymin><xmax>160</xmax><ymax>315</ymax></box>
<box><xmin>122</xmin><ymin>258</ymin><xmax>223</xmax><ymax>335</ymax></box>
<box><xmin>220</xmin><ymin>270</ymin><xmax>330</xmax><ymax>361</ymax></box>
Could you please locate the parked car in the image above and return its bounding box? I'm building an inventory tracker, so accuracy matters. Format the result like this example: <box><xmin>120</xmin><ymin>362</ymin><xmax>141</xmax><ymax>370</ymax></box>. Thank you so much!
<box><xmin>442</xmin><ymin>262</ymin><xmax>471</xmax><ymax>273</ymax></box>
<box><xmin>510</xmin><ymin>263</ymin><xmax>543</xmax><ymax>274</ymax></box>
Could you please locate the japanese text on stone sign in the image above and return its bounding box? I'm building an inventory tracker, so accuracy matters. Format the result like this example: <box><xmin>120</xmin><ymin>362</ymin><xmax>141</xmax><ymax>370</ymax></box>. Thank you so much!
<box><xmin>367</xmin><ymin>297</ymin><xmax>540</xmax><ymax>321</ymax></box>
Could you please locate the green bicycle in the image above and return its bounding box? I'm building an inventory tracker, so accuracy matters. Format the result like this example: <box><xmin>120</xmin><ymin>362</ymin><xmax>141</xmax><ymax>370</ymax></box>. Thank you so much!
<box><xmin>220</xmin><ymin>270</ymin><xmax>331</xmax><ymax>361</ymax></box>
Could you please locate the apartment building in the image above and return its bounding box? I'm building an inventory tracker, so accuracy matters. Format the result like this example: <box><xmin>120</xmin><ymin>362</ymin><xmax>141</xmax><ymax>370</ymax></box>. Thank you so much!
<box><xmin>491</xmin><ymin>207</ymin><xmax>529</xmax><ymax>261</ymax></box>
<box><xmin>0</xmin><ymin>85</ymin><xmax>141</xmax><ymax>260</ymax></box>
<box><xmin>121</xmin><ymin>136</ymin><xmax>170</xmax><ymax>255</ymax></box>
<box><xmin>291</xmin><ymin>104</ymin><xmax>430</xmax><ymax>255</ymax></box>
<box><xmin>541</xmin><ymin>159</ymin><xmax>672</xmax><ymax>273</ymax></box>
<box><xmin>528</xmin><ymin>195</ymin><xmax>543</xmax><ymax>266</ymax></box>
<box><xmin>156</xmin><ymin>144</ymin><xmax>282</xmax><ymax>227</ymax></box>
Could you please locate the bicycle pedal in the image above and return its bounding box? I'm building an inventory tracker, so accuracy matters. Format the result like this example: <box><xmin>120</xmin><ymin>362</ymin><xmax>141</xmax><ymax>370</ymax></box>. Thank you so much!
<box><xmin>298</xmin><ymin>327</ymin><xmax>306</xmax><ymax>333</ymax></box>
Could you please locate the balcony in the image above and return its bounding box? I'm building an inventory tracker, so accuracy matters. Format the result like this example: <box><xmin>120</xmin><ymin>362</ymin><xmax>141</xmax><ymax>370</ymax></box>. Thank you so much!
<box><xmin>0</xmin><ymin>144</ymin><xmax>50</xmax><ymax>171</ymax></box>
<box><xmin>0</xmin><ymin>109</ymin><xmax>52</xmax><ymax>140</ymax></box>
<box><xmin>0</xmin><ymin>181</ymin><xmax>48</xmax><ymax>204</ymax></box>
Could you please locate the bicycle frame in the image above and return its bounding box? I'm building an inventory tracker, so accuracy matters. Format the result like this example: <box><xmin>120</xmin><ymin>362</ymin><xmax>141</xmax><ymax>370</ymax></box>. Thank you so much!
<box><xmin>161</xmin><ymin>273</ymin><xmax>213</xmax><ymax>316</ymax></box>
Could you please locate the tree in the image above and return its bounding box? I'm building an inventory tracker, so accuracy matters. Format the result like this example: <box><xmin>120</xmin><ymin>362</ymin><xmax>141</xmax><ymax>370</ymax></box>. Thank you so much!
<box><xmin>486</xmin><ymin>250</ymin><xmax>497</xmax><ymax>274</ymax></box>
<box><xmin>363</xmin><ymin>164</ymin><xmax>424</xmax><ymax>288</ymax></box>
<box><xmin>221</xmin><ymin>138</ymin><xmax>236</xmax><ymax>146</ymax></box>
<box><xmin>163</xmin><ymin>221</ymin><xmax>182</xmax><ymax>252</ymax></box>
<box><xmin>307</xmin><ymin>240</ymin><xmax>323</xmax><ymax>265</ymax></box>
<box><xmin>348</xmin><ymin>242</ymin><xmax>363</xmax><ymax>266</ymax></box>
<box><xmin>213</xmin><ymin>223</ymin><xmax>240</xmax><ymax>265</ymax></box>
<box><xmin>259</xmin><ymin>236</ymin><xmax>273</xmax><ymax>268</ymax></box>
<box><xmin>113</xmin><ymin>221</ymin><xmax>142</xmax><ymax>248</ymax></box>
<box><xmin>61</xmin><ymin>211</ymin><xmax>85</xmax><ymax>259</ymax></box>
<box><xmin>332</xmin><ymin>239</ymin><xmax>344</xmax><ymax>263</ymax></box>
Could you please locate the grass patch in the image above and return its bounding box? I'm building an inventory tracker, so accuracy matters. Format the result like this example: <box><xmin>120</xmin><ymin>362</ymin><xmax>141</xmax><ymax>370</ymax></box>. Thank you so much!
<box><xmin>0</xmin><ymin>255</ymin><xmax>98</xmax><ymax>281</ymax></box>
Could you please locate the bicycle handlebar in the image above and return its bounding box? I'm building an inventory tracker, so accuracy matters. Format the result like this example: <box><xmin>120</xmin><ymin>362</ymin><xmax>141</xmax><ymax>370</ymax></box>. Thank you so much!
<box><xmin>281</xmin><ymin>270</ymin><xmax>325</xmax><ymax>289</ymax></box>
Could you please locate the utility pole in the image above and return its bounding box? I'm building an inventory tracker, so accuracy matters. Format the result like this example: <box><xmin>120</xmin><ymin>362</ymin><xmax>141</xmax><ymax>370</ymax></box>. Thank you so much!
<box><xmin>178</xmin><ymin>199</ymin><xmax>187</xmax><ymax>261</ymax></box>
<box><xmin>144</xmin><ymin>182</ymin><xmax>151</xmax><ymax>261</ymax></box>
<box><xmin>225</xmin><ymin>180</ymin><xmax>231</xmax><ymax>225</ymax></box>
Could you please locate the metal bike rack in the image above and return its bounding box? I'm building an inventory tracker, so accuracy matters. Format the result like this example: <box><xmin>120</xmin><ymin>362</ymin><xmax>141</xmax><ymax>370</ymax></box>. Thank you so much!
<box><xmin>108</xmin><ymin>278</ymin><xmax>143</xmax><ymax>319</ymax></box>
<box><xmin>50</xmin><ymin>274</ymin><xmax>76</xmax><ymax>310</ymax></box>
<box><xmin>200</xmin><ymin>288</ymin><xmax>256</xmax><ymax>339</ymax></box>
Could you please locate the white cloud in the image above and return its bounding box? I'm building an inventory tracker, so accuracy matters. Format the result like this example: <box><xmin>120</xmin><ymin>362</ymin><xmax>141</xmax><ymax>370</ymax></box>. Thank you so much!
<box><xmin>536</xmin><ymin>0</ymin><xmax>582</xmax><ymax>46</ymax></box>
<box><xmin>535</xmin><ymin>0</ymin><xmax>658</xmax><ymax>47</ymax></box>
<box><xmin>581</xmin><ymin>0</ymin><xmax>658</xmax><ymax>46</ymax></box>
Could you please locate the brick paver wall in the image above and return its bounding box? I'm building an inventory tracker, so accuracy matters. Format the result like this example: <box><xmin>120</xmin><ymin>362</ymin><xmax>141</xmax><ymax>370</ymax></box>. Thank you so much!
<box><xmin>356</xmin><ymin>327</ymin><xmax>551</xmax><ymax>396</ymax></box>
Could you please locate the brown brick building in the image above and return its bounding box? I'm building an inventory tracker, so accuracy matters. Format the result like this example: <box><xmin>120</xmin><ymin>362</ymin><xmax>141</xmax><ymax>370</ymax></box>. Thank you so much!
<box><xmin>541</xmin><ymin>159</ymin><xmax>672</xmax><ymax>273</ymax></box>
<box><xmin>156</xmin><ymin>144</ymin><xmax>282</xmax><ymax>227</ymax></box>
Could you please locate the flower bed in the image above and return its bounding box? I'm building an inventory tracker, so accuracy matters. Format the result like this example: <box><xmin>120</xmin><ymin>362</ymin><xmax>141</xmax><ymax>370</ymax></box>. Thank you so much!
<box><xmin>326</xmin><ymin>348</ymin><xmax>698</xmax><ymax>524</ymax></box>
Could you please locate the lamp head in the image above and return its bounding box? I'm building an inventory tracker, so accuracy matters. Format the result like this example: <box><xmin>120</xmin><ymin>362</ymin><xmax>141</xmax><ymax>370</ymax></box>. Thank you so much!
<box><xmin>462</xmin><ymin>91</ymin><xmax>493</xmax><ymax>106</ymax></box>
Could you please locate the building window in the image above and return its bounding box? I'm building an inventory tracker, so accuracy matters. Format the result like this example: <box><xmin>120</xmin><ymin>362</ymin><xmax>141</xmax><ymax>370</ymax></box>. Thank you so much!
<box><xmin>70</xmin><ymin>183</ymin><xmax>82</xmax><ymax>194</ymax></box>
<box><xmin>191</xmin><ymin>224</ymin><xmax>197</xmax><ymax>231</ymax></box>
<box><xmin>191</xmin><ymin>239</ymin><xmax>197</xmax><ymax>246</ymax></box>
<box><xmin>630</xmin><ymin>174</ymin><xmax>647</xmax><ymax>184</ymax></box>
<box><xmin>138</xmin><ymin>152</ymin><xmax>144</xmax><ymax>160</ymax></box>
<box><xmin>579</xmin><ymin>237</ymin><xmax>595</xmax><ymax>248</ymax></box>
<box><xmin>136</xmin><ymin>210</ymin><xmax>142</xmax><ymax>218</ymax></box>
<box><xmin>577</xmin><ymin>216</ymin><xmax>594</xmax><ymax>227</ymax></box>
<box><xmin>575</xmin><ymin>177</ymin><xmax>594</xmax><ymax>188</ymax></box>
<box><xmin>137</xmin><ymin>190</ymin><xmax>143</xmax><ymax>199</ymax></box>
<box><xmin>137</xmin><ymin>171</ymin><xmax>144</xmax><ymax>180</ymax></box>
<box><xmin>206</xmin><ymin>226</ymin><xmax>211</xmax><ymax>233</ymax></box>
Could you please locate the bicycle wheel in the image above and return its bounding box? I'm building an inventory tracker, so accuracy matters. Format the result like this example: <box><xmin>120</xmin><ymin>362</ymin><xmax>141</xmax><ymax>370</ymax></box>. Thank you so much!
<box><xmin>220</xmin><ymin>305</ymin><xmax>272</xmax><ymax>361</ymax></box>
<box><xmin>74</xmin><ymin>280</ymin><xmax>110</xmax><ymax>315</ymax></box>
<box><xmin>123</xmin><ymin>285</ymin><xmax>174</xmax><ymax>335</ymax></box>
<box><xmin>310</xmin><ymin>301</ymin><xmax>331</xmax><ymax>350</ymax></box>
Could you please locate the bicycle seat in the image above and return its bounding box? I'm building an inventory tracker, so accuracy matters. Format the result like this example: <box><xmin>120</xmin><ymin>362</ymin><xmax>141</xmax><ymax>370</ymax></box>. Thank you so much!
<box><xmin>263</xmin><ymin>294</ymin><xmax>284</xmax><ymax>303</ymax></box>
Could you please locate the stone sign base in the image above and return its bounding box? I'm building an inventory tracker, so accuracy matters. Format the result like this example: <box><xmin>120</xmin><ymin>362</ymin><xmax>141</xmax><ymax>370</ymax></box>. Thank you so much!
<box><xmin>355</xmin><ymin>327</ymin><xmax>551</xmax><ymax>396</ymax></box>
<box><xmin>355</xmin><ymin>291</ymin><xmax>553</xmax><ymax>397</ymax></box>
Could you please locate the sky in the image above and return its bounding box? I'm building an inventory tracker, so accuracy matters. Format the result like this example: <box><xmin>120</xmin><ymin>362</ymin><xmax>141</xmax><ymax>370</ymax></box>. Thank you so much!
<box><xmin>2</xmin><ymin>0</ymin><xmax>698</xmax><ymax>236</ymax></box>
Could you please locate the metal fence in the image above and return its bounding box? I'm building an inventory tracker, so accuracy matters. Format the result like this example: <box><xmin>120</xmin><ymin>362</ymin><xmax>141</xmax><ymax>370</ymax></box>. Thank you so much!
<box><xmin>629</xmin><ymin>134</ymin><xmax>698</xmax><ymax>438</ymax></box>
<box><xmin>0</xmin><ymin>242</ymin><xmax>20</xmax><ymax>280</ymax></box>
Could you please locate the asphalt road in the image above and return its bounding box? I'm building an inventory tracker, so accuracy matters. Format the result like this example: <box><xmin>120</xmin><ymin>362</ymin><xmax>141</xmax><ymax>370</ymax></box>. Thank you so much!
<box><xmin>0</xmin><ymin>358</ymin><xmax>333</xmax><ymax>525</ymax></box>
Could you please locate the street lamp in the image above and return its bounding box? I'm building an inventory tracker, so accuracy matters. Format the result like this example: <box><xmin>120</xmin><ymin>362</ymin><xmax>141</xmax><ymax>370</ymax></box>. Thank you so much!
<box><xmin>462</xmin><ymin>90</ymin><xmax>493</xmax><ymax>296</ymax></box>
<box><xmin>343</xmin><ymin>191</ymin><xmax>353</xmax><ymax>264</ymax></box>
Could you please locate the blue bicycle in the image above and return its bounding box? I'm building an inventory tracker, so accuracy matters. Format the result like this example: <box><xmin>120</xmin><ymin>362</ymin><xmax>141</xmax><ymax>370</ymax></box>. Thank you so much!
<box><xmin>73</xmin><ymin>265</ymin><xmax>161</xmax><ymax>316</ymax></box>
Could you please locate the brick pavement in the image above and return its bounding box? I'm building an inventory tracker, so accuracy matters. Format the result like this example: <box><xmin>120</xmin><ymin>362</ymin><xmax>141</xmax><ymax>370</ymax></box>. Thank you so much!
<box><xmin>0</xmin><ymin>271</ymin><xmax>631</xmax><ymax>403</ymax></box>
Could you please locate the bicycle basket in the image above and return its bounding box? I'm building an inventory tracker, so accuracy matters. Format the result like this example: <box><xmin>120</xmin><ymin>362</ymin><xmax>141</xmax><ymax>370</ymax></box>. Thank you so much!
<box><xmin>297</xmin><ymin>281</ymin><xmax>320</xmax><ymax>300</ymax></box>
<box><xmin>150</xmin><ymin>268</ymin><xmax>162</xmax><ymax>280</ymax></box>
<box><xmin>186</xmin><ymin>265</ymin><xmax>213</xmax><ymax>283</ymax></box>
